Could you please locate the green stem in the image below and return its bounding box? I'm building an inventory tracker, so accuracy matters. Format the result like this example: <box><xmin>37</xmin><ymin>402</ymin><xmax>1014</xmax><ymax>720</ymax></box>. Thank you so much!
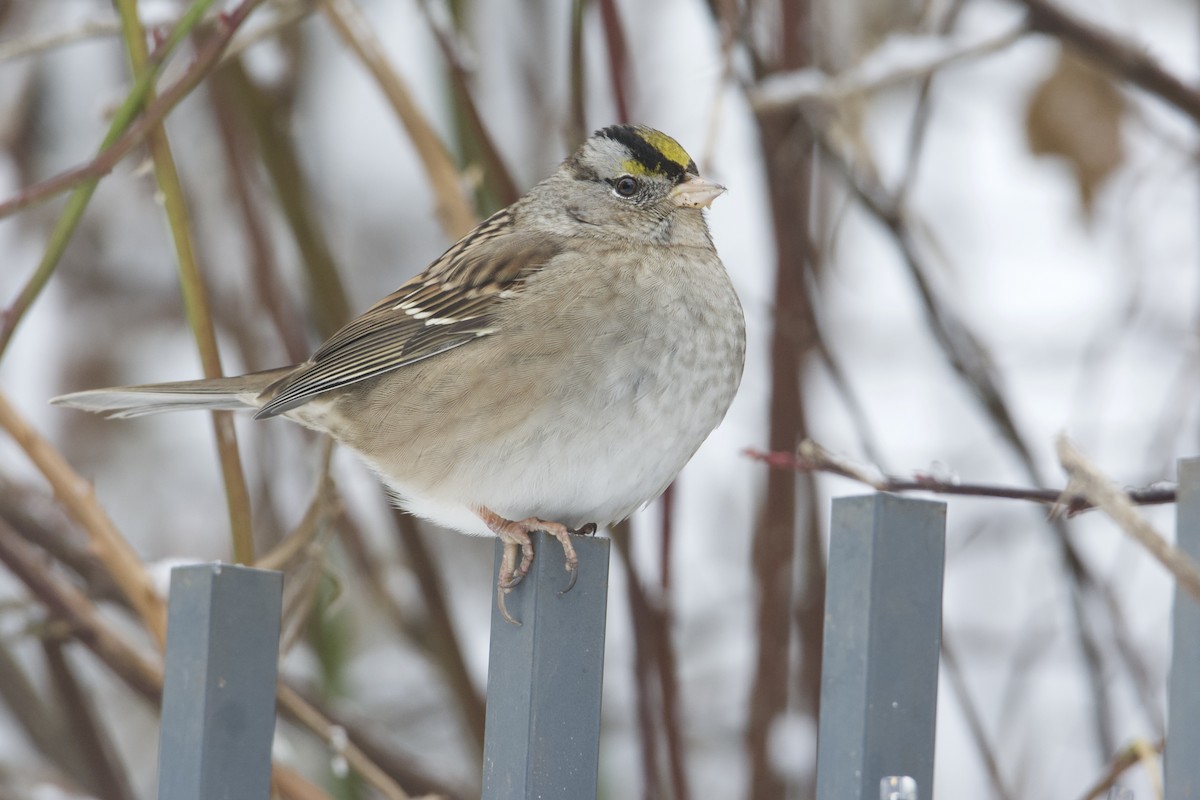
<box><xmin>112</xmin><ymin>0</ymin><xmax>256</xmax><ymax>564</ymax></box>
<box><xmin>0</xmin><ymin>0</ymin><xmax>222</xmax><ymax>359</ymax></box>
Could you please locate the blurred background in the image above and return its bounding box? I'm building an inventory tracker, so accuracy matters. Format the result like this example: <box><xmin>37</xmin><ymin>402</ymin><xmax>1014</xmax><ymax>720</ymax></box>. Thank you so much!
<box><xmin>0</xmin><ymin>0</ymin><xmax>1196</xmax><ymax>797</ymax></box>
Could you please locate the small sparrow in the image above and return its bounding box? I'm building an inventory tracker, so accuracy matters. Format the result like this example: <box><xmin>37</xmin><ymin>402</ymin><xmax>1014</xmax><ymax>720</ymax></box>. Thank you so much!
<box><xmin>54</xmin><ymin>124</ymin><xmax>747</xmax><ymax>624</ymax></box>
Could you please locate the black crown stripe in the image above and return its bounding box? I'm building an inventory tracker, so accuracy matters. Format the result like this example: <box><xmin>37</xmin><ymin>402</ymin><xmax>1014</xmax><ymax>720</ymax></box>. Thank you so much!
<box><xmin>596</xmin><ymin>125</ymin><xmax>696</xmax><ymax>183</ymax></box>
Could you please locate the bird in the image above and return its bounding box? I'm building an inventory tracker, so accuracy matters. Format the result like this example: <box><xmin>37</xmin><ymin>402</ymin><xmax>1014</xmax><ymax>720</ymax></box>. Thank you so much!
<box><xmin>53</xmin><ymin>124</ymin><xmax>747</xmax><ymax>624</ymax></box>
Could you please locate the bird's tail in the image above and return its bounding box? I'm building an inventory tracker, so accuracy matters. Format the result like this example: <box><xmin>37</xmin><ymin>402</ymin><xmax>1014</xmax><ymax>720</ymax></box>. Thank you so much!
<box><xmin>50</xmin><ymin>366</ymin><xmax>295</xmax><ymax>419</ymax></box>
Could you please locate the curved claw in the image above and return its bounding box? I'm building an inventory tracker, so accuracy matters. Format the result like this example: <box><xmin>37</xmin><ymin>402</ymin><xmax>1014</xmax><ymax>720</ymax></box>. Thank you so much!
<box><xmin>496</xmin><ymin>586</ymin><xmax>522</xmax><ymax>626</ymax></box>
<box><xmin>494</xmin><ymin>538</ymin><xmax>526</xmax><ymax>624</ymax></box>
<box><xmin>558</xmin><ymin>561</ymin><xmax>579</xmax><ymax>596</ymax></box>
<box><xmin>478</xmin><ymin>508</ymin><xmax>587</xmax><ymax>619</ymax></box>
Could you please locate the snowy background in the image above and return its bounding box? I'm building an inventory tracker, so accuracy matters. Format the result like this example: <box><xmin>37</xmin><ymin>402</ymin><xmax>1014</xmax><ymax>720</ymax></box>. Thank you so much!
<box><xmin>0</xmin><ymin>0</ymin><xmax>1197</xmax><ymax>798</ymax></box>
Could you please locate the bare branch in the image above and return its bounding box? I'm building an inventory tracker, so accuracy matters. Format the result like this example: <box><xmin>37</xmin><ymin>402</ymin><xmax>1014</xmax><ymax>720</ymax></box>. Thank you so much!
<box><xmin>1057</xmin><ymin>435</ymin><xmax>1200</xmax><ymax>604</ymax></box>
<box><xmin>0</xmin><ymin>0</ymin><xmax>270</xmax><ymax>359</ymax></box>
<box><xmin>747</xmin><ymin>440</ymin><xmax>1178</xmax><ymax>514</ymax></box>
<box><xmin>0</xmin><ymin>391</ymin><xmax>166</xmax><ymax>645</ymax></box>
<box><xmin>1075</xmin><ymin>737</ymin><xmax>1163</xmax><ymax>800</ymax></box>
<box><xmin>276</xmin><ymin>683</ymin><xmax>414</xmax><ymax>800</ymax></box>
<box><xmin>320</xmin><ymin>0</ymin><xmax>478</xmax><ymax>239</ymax></box>
<box><xmin>752</xmin><ymin>26</ymin><xmax>1023</xmax><ymax>112</ymax></box>
<box><xmin>1018</xmin><ymin>0</ymin><xmax>1200</xmax><ymax>126</ymax></box>
<box><xmin>0</xmin><ymin>519</ymin><xmax>163</xmax><ymax>701</ymax></box>
<box><xmin>0</xmin><ymin>0</ymin><xmax>264</xmax><ymax>221</ymax></box>
<box><xmin>0</xmin><ymin>17</ymin><xmax>123</xmax><ymax>62</ymax></box>
<box><xmin>941</xmin><ymin>636</ymin><xmax>1016</xmax><ymax>800</ymax></box>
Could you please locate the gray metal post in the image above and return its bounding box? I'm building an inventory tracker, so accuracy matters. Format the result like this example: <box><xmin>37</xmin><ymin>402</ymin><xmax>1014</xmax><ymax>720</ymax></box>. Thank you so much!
<box><xmin>1167</xmin><ymin>458</ymin><xmax>1200</xmax><ymax>799</ymax></box>
<box><xmin>481</xmin><ymin>530</ymin><xmax>610</xmax><ymax>800</ymax></box>
<box><xmin>157</xmin><ymin>563</ymin><xmax>283</xmax><ymax>800</ymax></box>
<box><xmin>816</xmin><ymin>494</ymin><xmax>946</xmax><ymax>800</ymax></box>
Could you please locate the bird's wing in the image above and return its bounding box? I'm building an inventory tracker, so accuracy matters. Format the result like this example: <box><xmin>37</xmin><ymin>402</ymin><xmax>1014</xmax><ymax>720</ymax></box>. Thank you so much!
<box><xmin>257</xmin><ymin>209</ymin><xmax>561</xmax><ymax>418</ymax></box>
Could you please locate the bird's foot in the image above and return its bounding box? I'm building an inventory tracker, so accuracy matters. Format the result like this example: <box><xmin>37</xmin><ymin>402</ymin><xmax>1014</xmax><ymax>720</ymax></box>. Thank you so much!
<box><xmin>477</xmin><ymin>509</ymin><xmax>586</xmax><ymax>625</ymax></box>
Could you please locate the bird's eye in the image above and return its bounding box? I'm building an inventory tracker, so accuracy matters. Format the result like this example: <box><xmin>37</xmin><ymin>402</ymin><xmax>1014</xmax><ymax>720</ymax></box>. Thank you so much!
<box><xmin>613</xmin><ymin>176</ymin><xmax>639</xmax><ymax>197</ymax></box>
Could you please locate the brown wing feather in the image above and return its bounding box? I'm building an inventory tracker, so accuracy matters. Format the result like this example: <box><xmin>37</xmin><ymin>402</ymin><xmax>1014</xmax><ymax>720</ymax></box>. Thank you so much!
<box><xmin>256</xmin><ymin>209</ymin><xmax>560</xmax><ymax>418</ymax></box>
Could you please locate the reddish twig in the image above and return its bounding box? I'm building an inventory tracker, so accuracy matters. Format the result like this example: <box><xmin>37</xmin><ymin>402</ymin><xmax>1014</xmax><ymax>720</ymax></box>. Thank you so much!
<box><xmin>747</xmin><ymin>441</ymin><xmax>1177</xmax><ymax>515</ymax></box>
<box><xmin>610</xmin><ymin>521</ymin><xmax>666</xmax><ymax>799</ymax></box>
<box><xmin>598</xmin><ymin>0</ymin><xmax>632</xmax><ymax>123</ymax></box>
<box><xmin>744</xmin><ymin>6</ymin><xmax>822</xmax><ymax>793</ymax></box>
<box><xmin>0</xmin><ymin>0</ymin><xmax>265</xmax><ymax>221</ymax></box>
<box><xmin>413</xmin><ymin>0</ymin><xmax>520</xmax><ymax>208</ymax></box>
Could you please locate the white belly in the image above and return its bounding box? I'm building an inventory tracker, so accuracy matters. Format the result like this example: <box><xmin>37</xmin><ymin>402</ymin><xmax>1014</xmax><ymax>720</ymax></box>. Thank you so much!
<box><xmin>374</xmin><ymin>333</ymin><xmax>741</xmax><ymax>535</ymax></box>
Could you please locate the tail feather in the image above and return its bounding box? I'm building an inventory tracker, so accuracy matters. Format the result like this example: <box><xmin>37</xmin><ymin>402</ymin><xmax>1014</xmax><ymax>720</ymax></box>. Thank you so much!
<box><xmin>51</xmin><ymin>367</ymin><xmax>296</xmax><ymax>419</ymax></box>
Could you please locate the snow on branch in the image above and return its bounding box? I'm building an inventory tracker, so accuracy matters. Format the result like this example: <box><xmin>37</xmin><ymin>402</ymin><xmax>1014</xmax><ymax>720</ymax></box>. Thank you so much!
<box><xmin>750</xmin><ymin>26</ymin><xmax>1023</xmax><ymax>112</ymax></box>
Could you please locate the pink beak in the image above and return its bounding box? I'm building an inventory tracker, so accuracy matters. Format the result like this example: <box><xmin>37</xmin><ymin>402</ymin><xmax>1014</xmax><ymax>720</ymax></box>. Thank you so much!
<box><xmin>669</xmin><ymin>175</ymin><xmax>726</xmax><ymax>209</ymax></box>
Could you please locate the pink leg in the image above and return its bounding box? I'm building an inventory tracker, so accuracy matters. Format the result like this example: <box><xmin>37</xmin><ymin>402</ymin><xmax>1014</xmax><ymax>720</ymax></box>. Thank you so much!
<box><xmin>477</xmin><ymin>507</ymin><xmax>583</xmax><ymax>625</ymax></box>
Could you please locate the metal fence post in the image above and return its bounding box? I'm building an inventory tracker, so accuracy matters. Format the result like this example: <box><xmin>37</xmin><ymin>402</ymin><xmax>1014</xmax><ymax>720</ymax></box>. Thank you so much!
<box><xmin>157</xmin><ymin>563</ymin><xmax>283</xmax><ymax>800</ymax></box>
<box><xmin>816</xmin><ymin>493</ymin><xmax>947</xmax><ymax>800</ymax></box>
<box><xmin>481</xmin><ymin>530</ymin><xmax>611</xmax><ymax>800</ymax></box>
<box><xmin>1167</xmin><ymin>458</ymin><xmax>1200</xmax><ymax>799</ymax></box>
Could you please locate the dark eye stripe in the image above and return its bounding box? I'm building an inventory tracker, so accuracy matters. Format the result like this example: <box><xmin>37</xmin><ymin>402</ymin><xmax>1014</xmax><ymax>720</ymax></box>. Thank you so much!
<box><xmin>596</xmin><ymin>125</ymin><xmax>695</xmax><ymax>182</ymax></box>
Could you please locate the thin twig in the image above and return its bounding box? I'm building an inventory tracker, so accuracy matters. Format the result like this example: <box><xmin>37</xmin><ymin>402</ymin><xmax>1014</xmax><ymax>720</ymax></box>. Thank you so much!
<box><xmin>0</xmin><ymin>391</ymin><xmax>165</xmax><ymax>646</ymax></box>
<box><xmin>0</xmin><ymin>639</ymin><xmax>73</xmax><ymax>779</ymax></box>
<box><xmin>332</xmin><ymin>501</ymin><xmax>487</xmax><ymax>763</ymax></box>
<box><xmin>610</xmin><ymin>521</ymin><xmax>667</xmax><ymax>799</ymax></box>
<box><xmin>804</xmin><ymin>122</ymin><xmax>1040</xmax><ymax>476</ymax></box>
<box><xmin>220</xmin><ymin>0</ymin><xmax>317</xmax><ymax>66</ymax></box>
<box><xmin>276</xmin><ymin>683</ymin><xmax>413</xmax><ymax>800</ymax></box>
<box><xmin>273</xmin><ymin>766</ymin><xmax>337</xmax><ymax>800</ymax></box>
<box><xmin>113</xmin><ymin>0</ymin><xmax>255</xmax><ymax>564</ymax></box>
<box><xmin>567</xmin><ymin>0</ymin><xmax>588</xmax><ymax>149</ymax></box>
<box><xmin>1075</xmin><ymin>738</ymin><xmax>1164</xmax><ymax>800</ymax></box>
<box><xmin>0</xmin><ymin>520</ymin><xmax>163</xmax><ymax>701</ymax></box>
<box><xmin>0</xmin><ymin>519</ymin><xmax>342</xmax><ymax>800</ymax></box>
<box><xmin>413</xmin><ymin>0</ymin><xmax>520</xmax><ymax>207</ymax></box>
<box><xmin>1017</xmin><ymin>0</ymin><xmax>1200</xmax><ymax>126</ymax></box>
<box><xmin>320</xmin><ymin>0</ymin><xmax>477</xmax><ymax>239</ymax></box>
<box><xmin>598</xmin><ymin>0</ymin><xmax>632</xmax><ymax>124</ymax></box>
<box><xmin>0</xmin><ymin>17</ymin><xmax>124</xmax><ymax>62</ymax></box>
<box><xmin>896</xmin><ymin>0</ymin><xmax>970</xmax><ymax>206</ymax></box>
<box><xmin>743</xmin><ymin>11</ymin><xmax>821</xmax><ymax>792</ymax></box>
<box><xmin>1057</xmin><ymin>435</ymin><xmax>1200</xmax><ymax>604</ymax></box>
<box><xmin>389</xmin><ymin>508</ymin><xmax>487</xmax><ymax>758</ymax></box>
<box><xmin>0</xmin><ymin>3</ymin><xmax>308</xmax><ymax>66</ymax></box>
<box><xmin>283</xmin><ymin>681</ymin><xmax>472</xmax><ymax>799</ymax></box>
<box><xmin>0</xmin><ymin>478</ymin><xmax>125</xmax><ymax>604</ymax></box>
<box><xmin>219</xmin><ymin>57</ymin><xmax>352</xmax><ymax>339</ymax></box>
<box><xmin>0</xmin><ymin>0</ymin><xmax>268</xmax><ymax>357</ymax></box>
<box><xmin>751</xmin><ymin>25</ymin><xmax>1023</xmax><ymax>112</ymax></box>
<box><xmin>43</xmin><ymin>637</ymin><xmax>137</xmax><ymax>800</ymax></box>
<box><xmin>787</xmin><ymin>32</ymin><xmax>1126</xmax><ymax>760</ymax></box>
<box><xmin>747</xmin><ymin>440</ymin><xmax>1178</xmax><ymax>514</ymax></box>
<box><xmin>0</xmin><ymin>0</ymin><xmax>223</xmax><ymax>225</ymax></box>
<box><xmin>256</xmin><ymin>457</ymin><xmax>337</xmax><ymax>572</ymax></box>
<box><xmin>941</xmin><ymin>636</ymin><xmax>1017</xmax><ymax>800</ymax></box>
<box><xmin>208</xmin><ymin>63</ymin><xmax>311</xmax><ymax>364</ymax></box>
